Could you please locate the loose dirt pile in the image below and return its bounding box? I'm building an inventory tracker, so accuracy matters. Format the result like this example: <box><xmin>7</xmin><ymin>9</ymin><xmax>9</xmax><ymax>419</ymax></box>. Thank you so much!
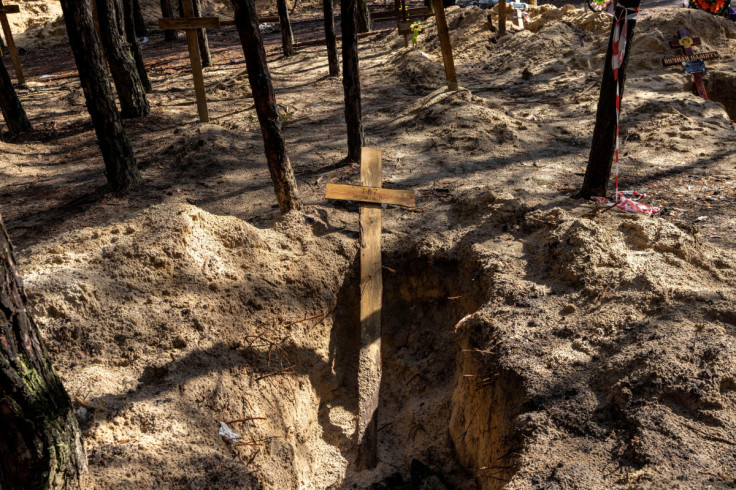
<box><xmin>5</xmin><ymin>2</ymin><xmax>736</xmax><ymax>489</ymax></box>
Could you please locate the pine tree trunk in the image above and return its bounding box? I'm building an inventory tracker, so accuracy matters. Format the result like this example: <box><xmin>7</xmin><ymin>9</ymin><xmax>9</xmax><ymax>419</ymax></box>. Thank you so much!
<box><xmin>59</xmin><ymin>0</ymin><xmax>142</xmax><ymax>191</ymax></box>
<box><xmin>132</xmin><ymin>0</ymin><xmax>147</xmax><ymax>37</ymax></box>
<box><xmin>0</xmin><ymin>216</ymin><xmax>87</xmax><ymax>489</ymax></box>
<box><xmin>276</xmin><ymin>0</ymin><xmax>295</xmax><ymax>56</ymax></box>
<box><xmin>341</xmin><ymin>0</ymin><xmax>363</xmax><ymax>162</ymax></box>
<box><xmin>97</xmin><ymin>0</ymin><xmax>150</xmax><ymax>118</ymax></box>
<box><xmin>576</xmin><ymin>0</ymin><xmax>640</xmax><ymax>199</ymax></box>
<box><xmin>192</xmin><ymin>0</ymin><xmax>212</xmax><ymax>67</ymax></box>
<box><xmin>323</xmin><ymin>0</ymin><xmax>339</xmax><ymax>76</ymax></box>
<box><xmin>123</xmin><ymin>0</ymin><xmax>152</xmax><ymax>92</ymax></box>
<box><xmin>356</xmin><ymin>0</ymin><xmax>371</xmax><ymax>33</ymax></box>
<box><xmin>0</xmin><ymin>59</ymin><xmax>31</xmax><ymax>135</ymax></box>
<box><xmin>231</xmin><ymin>0</ymin><xmax>302</xmax><ymax>213</ymax></box>
<box><xmin>160</xmin><ymin>0</ymin><xmax>177</xmax><ymax>41</ymax></box>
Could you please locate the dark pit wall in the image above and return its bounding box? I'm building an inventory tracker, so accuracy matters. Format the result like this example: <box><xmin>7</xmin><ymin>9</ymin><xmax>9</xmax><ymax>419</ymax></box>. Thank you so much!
<box><xmin>704</xmin><ymin>71</ymin><xmax>736</xmax><ymax>121</ymax></box>
<box><xmin>326</xmin><ymin>248</ymin><xmax>519</xmax><ymax>489</ymax></box>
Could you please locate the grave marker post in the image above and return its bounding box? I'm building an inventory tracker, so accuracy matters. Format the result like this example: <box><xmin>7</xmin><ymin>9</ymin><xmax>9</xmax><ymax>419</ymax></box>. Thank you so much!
<box><xmin>663</xmin><ymin>29</ymin><xmax>718</xmax><ymax>100</ymax></box>
<box><xmin>324</xmin><ymin>147</ymin><xmax>416</xmax><ymax>469</ymax></box>
<box><xmin>0</xmin><ymin>2</ymin><xmax>25</xmax><ymax>85</ymax></box>
<box><xmin>158</xmin><ymin>0</ymin><xmax>220</xmax><ymax>122</ymax></box>
<box><xmin>430</xmin><ymin>0</ymin><xmax>458</xmax><ymax>90</ymax></box>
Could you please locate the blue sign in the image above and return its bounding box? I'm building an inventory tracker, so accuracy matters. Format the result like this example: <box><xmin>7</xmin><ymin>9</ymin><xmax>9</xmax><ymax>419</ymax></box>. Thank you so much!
<box><xmin>683</xmin><ymin>59</ymin><xmax>706</xmax><ymax>74</ymax></box>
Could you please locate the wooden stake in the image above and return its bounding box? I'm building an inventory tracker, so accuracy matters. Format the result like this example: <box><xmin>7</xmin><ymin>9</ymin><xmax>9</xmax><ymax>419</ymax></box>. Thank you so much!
<box><xmin>323</xmin><ymin>148</ymin><xmax>416</xmax><ymax>469</ymax></box>
<box><xmin>158</xmin><ymin>0</ymin><xmax>220</xmax><ymax>122</ymax></box>
<box><xmin>430</xmin><ymin>0</ymin><xmax>458</xmax><ymax>90</ymax></box>
<box><xmin>0</xmin><ymin>2</ymin><xmax>25</xmax><ymax>85</ymax></box>
<box><xmin>182</xmin><ymin>0</ymin><xmax>208</xmax><ymax>122</ymax></box>
<box><xmin>357</xmin><ymin>147</ymin><xmax>382</xmax><ymax>469</ymax></box>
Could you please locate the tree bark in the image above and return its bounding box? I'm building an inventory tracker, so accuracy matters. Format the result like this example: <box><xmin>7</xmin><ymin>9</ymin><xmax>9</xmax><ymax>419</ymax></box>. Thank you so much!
<box><xmin>276</xmin><ymin>0</ymin><xmax>295</xmax><ymax>56</ymax></box>
<box><xmin>59</xmin><ymin>0</ymin><xmax>142</xmax><ymax>191</ymax></box>
<box><xmin>0</xmin><ymin>59</ymin><xmax>31</xmax><ymax>135</ymax></box>
<box><xmin>230</xmin><ymin>0</ymin><xmax>302</xmax><ymax>213</ymax></box>
<box><xmin>160</xmin><ymin>0</ymin><xmax>177</xmax><ymax>41</ymax></box>
<box><xmin>341</xmin><ymin>0</ymin><xmax>364</xmax><ymax>162</ymax></box>
<box><xmin>123</xmin><ymin>0</ymin><xmax>152</xmax><ymax>92</ymax></box>
<box><xmin>97</xmin><ymin>0</ymin><xmax>150</xmax><ymax>118</ymax></box>
<box><xmin>191</xmin><ymin>0</ymin><xmax>212</xmax><ymax>67</ymax></box>
<box><xmin>0</xmin><ymin>216</ymin><xmax>87</xmax><ymax>489</ymax></box>
<box><xmin>323</xmin><ymin>0</ymin><xmax>339</xmax><ymax>76</ymax></box>
<box><xmin>356</xmin><ymin>0</ymin><xmax>371</xmax><ymax>33</ymax></box>
<box><xmin>132</xmin><ymin>0</ymin><xmax>147</xmax><ymax>37</ymax></box>
<box><xmin>576</xmin><ymin>0</ymin><xmax>640</xmax><ymax>199</ymax></box>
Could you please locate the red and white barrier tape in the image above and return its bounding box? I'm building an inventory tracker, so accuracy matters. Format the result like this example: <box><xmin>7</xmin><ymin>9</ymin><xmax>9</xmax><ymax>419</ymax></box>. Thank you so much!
<box><xmin>592</xmin><ymin>191</ymin><xmax>660</xmax><ymax>215</ymax></box>
<box><xmin>611</xmin><ymin>6</ymin><xmax>639</xmax><ymax>203</ymax></box>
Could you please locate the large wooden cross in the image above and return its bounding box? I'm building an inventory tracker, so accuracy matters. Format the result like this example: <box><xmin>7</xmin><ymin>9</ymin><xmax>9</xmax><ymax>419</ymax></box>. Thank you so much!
<box><xmin>662</xmin><ymin>29</ymin><xmax>719</xmax><ymax>100</ymax></box>
<box><xmin>0</xmin><ymin>1</ymin><xmax>25</xmax><ymax>85</ymax></box>
<box><xmin>158</xmin><ymin>0</ymin><xmax>219</xmax><ymax>122</ymax></box>
<box><xmin>325</xmin><ymin>148</ymin><xmax>415</xmax><ymax>468</ymax></box>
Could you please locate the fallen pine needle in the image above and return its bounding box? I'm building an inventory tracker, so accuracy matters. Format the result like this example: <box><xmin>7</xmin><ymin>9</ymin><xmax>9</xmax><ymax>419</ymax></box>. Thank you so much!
<box><xmin>114</xmin><ymin>439</ymin><xmax>139</xmax><ymax>444</ymax></box>
<box><xmin>454</xmin><ymin>314</ymin><xmax>473</xmax><ymax>333</ymax></box>
<box><xmin>683</xmin><ymin>423</ymin><xmax>735</xmax><ymax>445</ymax></box>
<box><xmin>246</xmin><ymin>448</ymin><xmax>261</xmax><ymax>465</ymax></box>
<box><xmin>75</xmin><ymin>396</ymin><xmax>93</xmax><ymax>409</ymax></box>
<box><xmin>282</xmin><ymin>313</ymin><xmax>324</xmax><ymax>329</ymax></box>
<box><xmin>221</xmin><ymin>417</ymin><xmax>266</xmax><ymax>424</ymax></box>
<box><xmin>256</xmin><ymin>368</ymin><xmax>295</xmax><ymax>381</ymax></box>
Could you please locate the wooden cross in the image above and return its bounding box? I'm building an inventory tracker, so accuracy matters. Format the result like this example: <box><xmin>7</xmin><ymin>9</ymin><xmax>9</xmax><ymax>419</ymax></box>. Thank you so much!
<box><xmin>324</xmin><ymin>148</ymin><xmax>416</xmax><ymax>469</ymax></box>
<box><xmin>158</xmin><ymin>0</ymin><xmax>220</xmax><ymax>122</ymax></box>
<box><xmin>662</xmin><ymin>29</ymin><xmax>719</xmax><ymax>100</ymax></box>
<box><xmin>0</xmin><ymin>2</ymin><xmax>25</xmax><ymax>85</ymax></box>
<box><xmin>510</xmin><ymin>2</ymin><xmax>529</xmax><ymax>29</ymax></box>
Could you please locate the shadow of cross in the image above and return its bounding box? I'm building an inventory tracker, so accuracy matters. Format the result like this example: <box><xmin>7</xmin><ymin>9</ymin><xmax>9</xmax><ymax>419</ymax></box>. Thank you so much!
<box><xmin>0</xmin><ymin>1</ymin><xmax>25</xmax><ymax>85</ymax></box>
<box><xmin>158</xmin><ymin>0</ymin><xmax>220</xmax><ymax>122</ymax></box>
<box><xmin>325</xmin><ymin>147</ymin><xmax>416</xmax><ymax>470</ymax></box>
<box><xmin>663</xmin><ymin>28</ymin><xmax>720</xmax><ymax>100</ymax></box>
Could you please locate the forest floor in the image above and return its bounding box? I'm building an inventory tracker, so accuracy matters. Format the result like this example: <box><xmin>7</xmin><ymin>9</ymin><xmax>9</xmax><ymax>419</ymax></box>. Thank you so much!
<box><xmin>2</xmin><ymin>2</ymin><xmax>736</xmax><ymax>489</ymax></box>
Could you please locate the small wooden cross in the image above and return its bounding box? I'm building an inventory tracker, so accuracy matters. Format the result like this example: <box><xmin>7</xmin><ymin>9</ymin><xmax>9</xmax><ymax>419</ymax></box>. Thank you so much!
<box><xmin>662</xmin><ymin>29</ymin><xmax>719</xmax><ymax>100</ymax></box>
<box><xmin>510</xmin><ymin>2</ymin><xmax>529</xmax><ymax>30</ymax></box>
<box><xmin>325</xmin><ymin>148</ymin><xmax>415</xmax><ymax>469</ymax></box>
<box><xmin>0</xmin><ymin>1</ymin><xmax>25</xmax><ymax>85</ymax></box>
<box><xmin>158</xmin><ymin>0</ymin><xmax>220</xmax><ymax>122</ymax></box>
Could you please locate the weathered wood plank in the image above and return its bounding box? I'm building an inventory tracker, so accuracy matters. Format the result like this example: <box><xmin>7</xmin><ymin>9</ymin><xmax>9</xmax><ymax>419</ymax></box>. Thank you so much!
<box><xmin>158</xmin><ymin>16</ymin><xmax>220</xmax><ymax>30</ymax></box>
<box><xmin>326</xmin><ymin>183</ymin><xmax>415</xmax><ymax>207</ymax></box>
<box><xmin>430</xmin><ymin>0</ymin><xmax>458</xmax><ymax>90</ymax></box>
<box><xmin>0</xmin><ymin>1</ymin><xmax>24</xmax><ymax>85</ymax></box>
<box><xmin>181</xmin><ymin>0</ymin><xmax>209</xmax><ymax>122</ymax></box>
<box><xmin>0</xmin><ymin>4</ymin><xmax>19</xmax><ymax>14</ymax></box>
<box><xmin>357</xmin><ymin>147</ymin><xmax>382</xmax><ymax>469</ymax></box>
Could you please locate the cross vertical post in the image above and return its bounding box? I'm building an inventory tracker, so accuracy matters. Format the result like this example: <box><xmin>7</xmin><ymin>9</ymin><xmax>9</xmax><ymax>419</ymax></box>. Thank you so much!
<box><xmin>430</xmin><ymin>0</ymin><xmax>458</xmax><ymax>90</ymax></box>
<box><xmin>0</xmin><ymin>2</ymin><xmax>25</xmax><ymax>85</ymax></box>
<box><xmin>324</xmin><ymin>147</ymin><xmax>416</xmax><ymax>469</ymax></box>
<box><xmin>357</xmin><ymin>147</ymin><xmax>382</xmax><ymax>469</ymax></box>
<box><xmin>158</xmin><ymin>0</ymin><xmax>220</xmax><ymax>122</ymax></box>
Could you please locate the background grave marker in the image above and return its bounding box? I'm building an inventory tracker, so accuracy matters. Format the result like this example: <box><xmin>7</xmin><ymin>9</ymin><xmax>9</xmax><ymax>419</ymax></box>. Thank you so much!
<box><xmin>325</xmin><ymin>148</ymin><xmax>416</xmax><ymax>469</ymax></box>
<box><xmin>158</xmin><ymin>0</ymin><xmax>219</xmax><ymax>122</ymax></box>
<box><xmin>430</xmin><ymin>0</ymin><xmax>458</xmax><ymax>90</ymax></box>
<box><xmin>0</xmin><ymin>1</ymin><xmax>25</xmax><ymax>85</ymax></box>
<box><xmin>663</xmin><ymin>29</ymin><xmax>718</xmax><ymax>100</ymax></box>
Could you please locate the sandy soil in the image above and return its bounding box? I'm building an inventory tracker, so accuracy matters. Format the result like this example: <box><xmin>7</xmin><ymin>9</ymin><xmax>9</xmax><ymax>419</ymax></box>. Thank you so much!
<box><xmin>2</xmin><ymin>3</ymin><xmax>736</xmax><ymax>489</ymax></box>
